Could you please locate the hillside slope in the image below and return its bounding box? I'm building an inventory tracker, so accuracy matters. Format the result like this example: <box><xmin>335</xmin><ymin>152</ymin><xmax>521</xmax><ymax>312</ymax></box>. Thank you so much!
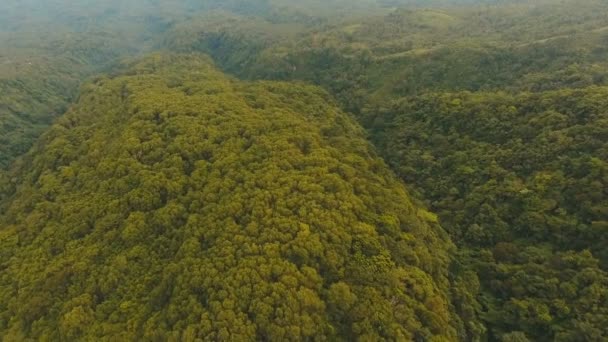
<box><xmin>0</xmin><ymin>31</ymin><xmax>139</xmax><ymax>169</ymax></box>
<box><xmin>365</xmin><ymin>88</ymin><xmax>608</xmax><ymax>340</ymax></box>
<box><xmin>0</xmin><ymin>54</ymin><xmax>456</xmax><ymax>341</ymax></box>
<box><xmin>162</xmin><ymin>0</ymin><xmax>608</xmax><ymax>111</ymax></box>
<box><xmin>159</xmin><ymin>2</ymin><xmax>608</xmax><ymax>339</ymax></box>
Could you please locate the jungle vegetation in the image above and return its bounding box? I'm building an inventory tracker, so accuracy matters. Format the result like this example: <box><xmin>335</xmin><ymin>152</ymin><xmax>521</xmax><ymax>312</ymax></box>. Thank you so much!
<box><xmin>0</xmin><ymin>53</ymin><xmax>457</xmax><ymax>341</ymax></box>
<box><xmin>1</xmin><ymin>0</ymin><xmax>607</xmax><ymax>341</ymax></box>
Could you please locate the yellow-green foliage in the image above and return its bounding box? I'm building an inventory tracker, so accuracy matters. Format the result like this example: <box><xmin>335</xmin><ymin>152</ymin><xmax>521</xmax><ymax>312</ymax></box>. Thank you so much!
<box><xmin>0</xmin><ymin>0</ymin><xmax>195</xmax><ymax>169</ymax></box>
<box><xmin>4</xmin><ymin>1</ymin><xmax>608</xmax><ymax>340</ymax></box>
<box><xmin>0</xmin><ymin>54</ymin><xmax>456</xmax><ymax>340</ymax></box>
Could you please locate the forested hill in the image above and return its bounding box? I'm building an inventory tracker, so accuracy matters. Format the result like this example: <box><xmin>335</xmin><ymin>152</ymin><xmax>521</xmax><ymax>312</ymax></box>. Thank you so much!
<box><xmin>365</xmin><ymin>88</ymin><xmax>608</xmax><ymax>340</ymax></box>
<box><xmin>0</xmin><ymin>31</ymin><xmax>137</xmax><ymax>169</ymax></box>
<box><xmin>1</xmin><ymin>0</ymin><xmax>608</xmax><ymax>341</ymax></box>
<box><xmin>3</xmin><ymin>1</ymin><xmax>283</xmax><ymax>171</ymax></box>
<box><xmin>0</xmin><ymin>0</ymin><xmax>197</xmax><ymax>169</ymax></box>
<box><xmin>163</xmin><ymin>0</ymin><xmax>608</xmax><ymax>111</ymax></box>
<box><xmin>0</xmin><ymin>54</ymin><xmax>457</xmax><ymax>340</ymax></box>
<box><xmin>158</xmin><ymin>1</ymin><xmax>608</xmax><ymax>340</ymax></box>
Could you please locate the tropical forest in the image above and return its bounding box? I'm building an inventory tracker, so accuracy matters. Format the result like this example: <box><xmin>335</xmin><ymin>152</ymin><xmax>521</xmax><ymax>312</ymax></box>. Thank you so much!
<box><xmin>0</xmin><ymin>0</ymin><xmax>606</xmax><ymax>341</ymax></box>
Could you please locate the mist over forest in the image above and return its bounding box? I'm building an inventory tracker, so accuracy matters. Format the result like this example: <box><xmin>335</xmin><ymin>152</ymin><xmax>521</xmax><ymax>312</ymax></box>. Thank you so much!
<box><xmin>1</xmin><ymin>0</ymin><xmax>607</xmax><ymax>341</ymax></box>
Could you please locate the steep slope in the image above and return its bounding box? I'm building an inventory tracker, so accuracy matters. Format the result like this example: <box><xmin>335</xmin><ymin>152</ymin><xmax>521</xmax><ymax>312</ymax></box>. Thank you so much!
<box><xmin>0</xmin><ymin>0</ymin><xmax>203</xmax><ymax>169</ymax></box>
<box><xmin>0</xmin><ymin>31</ymin><xmax>138</xmax><ymax>169</ymax></box>
<box><xmin>365</xmin><ymin>88</ymin><xmax>608</xmax><ymax>340</ymax></box>
<box><xmin>0</xmin><ymin>54</ymin><xmax>456</xmax><ymax>341</ymax></box>
<box><xmin>161</xmin><ymin>4</ymin><xmax>608</xmax><ymax>340</ymax></box>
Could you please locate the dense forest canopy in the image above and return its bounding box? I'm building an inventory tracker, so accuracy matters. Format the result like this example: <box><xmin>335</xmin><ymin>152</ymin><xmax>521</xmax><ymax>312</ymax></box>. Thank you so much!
<box><xmin>366</xmin><ymin>89</ymin><xmax>608</xmax><ymax>340</ymax></box>
<box><xmin>0</xmin><ymin>53</ymin><xmax>457</xmax><ymax>341</ymax></box>
<box><xmin>1</xmin><ymin>0</ymin><xmax>607</xmax><ymax>341</ymax></box>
